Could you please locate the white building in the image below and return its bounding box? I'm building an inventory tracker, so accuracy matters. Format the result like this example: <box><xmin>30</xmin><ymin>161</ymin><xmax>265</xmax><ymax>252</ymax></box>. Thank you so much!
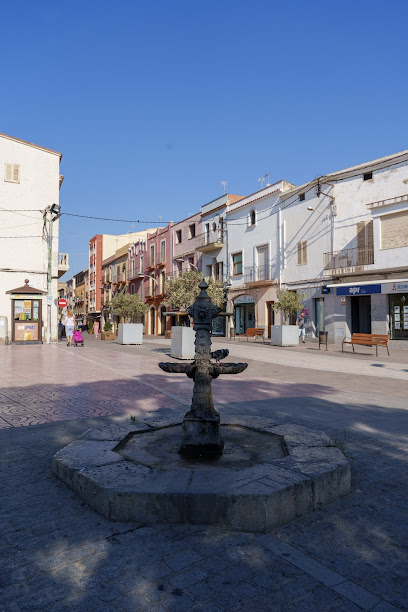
<box><xmin>278</xmin><ymin>150</ymin><xmax>408</xmax><ymax>346</ymax></box>
<box><xmin>0</xmin><ymin>132</ymin><xmax>67</xmax><ymax>344</ymax></box>
<box><xmin>226</xmin><ymin>181</ymin><xmax>295</xmax><ymax>336</ymax></box>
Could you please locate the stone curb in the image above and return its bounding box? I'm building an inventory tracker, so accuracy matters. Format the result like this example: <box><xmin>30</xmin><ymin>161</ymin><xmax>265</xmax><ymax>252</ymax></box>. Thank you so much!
<box><xmin>52</xmin><ymin>415</ymin><xmax>351</xmax><ymax>532</ymax></box>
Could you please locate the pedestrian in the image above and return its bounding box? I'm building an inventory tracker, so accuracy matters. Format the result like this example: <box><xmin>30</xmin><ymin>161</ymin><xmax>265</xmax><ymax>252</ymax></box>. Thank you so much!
<box><xmin>65</xmin><ymin>310</ymin><xmax>75</xmax><ymax>346</ymax></box>
<box><xmin>58</xmin><ymin>318</ymin><xmax>63</xmax><ymax>342</ymax></box>
<box><xmin>297</xmin><ymin>312</ymin><xmax>306</xmax><ymax>343</ymax></box>
<box><xmin>93</xmin><ymin>319</ymin><xmax>99</xmax><ymax>339</ymax></box>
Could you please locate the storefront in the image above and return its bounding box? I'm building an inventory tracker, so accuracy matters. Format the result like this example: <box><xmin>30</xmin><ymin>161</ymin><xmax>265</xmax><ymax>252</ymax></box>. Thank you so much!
<box><xmin>233</xmin><ymin>295</ymin><xmax>255</xmax><ymax>334</ymax></box>
<box><xmin>382</xmin><ymin>281</ymin><xmax>408</xmax><ymax>340</ymax></box>
<box><xmin>6</xmin><ymin>280</ymin><xmax>46</xmax><ymax>344</ymax></box>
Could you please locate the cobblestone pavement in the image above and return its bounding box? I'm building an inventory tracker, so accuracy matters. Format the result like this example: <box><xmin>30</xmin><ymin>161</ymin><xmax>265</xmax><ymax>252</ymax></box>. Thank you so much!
<box><xmin>0</xmin><ymin>337</ymin><xmax>407</xmax><ymax>611</ymax></box>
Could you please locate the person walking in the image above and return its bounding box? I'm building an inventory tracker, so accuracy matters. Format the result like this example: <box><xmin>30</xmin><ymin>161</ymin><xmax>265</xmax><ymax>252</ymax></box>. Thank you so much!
<box><xmin>93</xmin><ymin>319</ymin><xmax>100</xmax><ymax>340</ymax></box>
<box><xmin>297</xmin><ymin>312</ymin><xmax>306</xmax><ymax>344</ymax></box>
<box><xmin>65</xmin><ymin>310</ymin><xmax>75</xmax><ymax>346</ymax></box>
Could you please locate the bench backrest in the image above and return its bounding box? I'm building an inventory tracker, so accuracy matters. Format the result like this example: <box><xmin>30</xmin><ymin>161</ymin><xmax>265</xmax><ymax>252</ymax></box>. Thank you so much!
<box><xmin>246</xmin><ymin>328</ymin><xmax>264</xmax><ymax>336</ymax></box>
<box><xmin>351</xmin><ymin>333</ymin><xmax>389</xmax><ymax>345</ymax></box>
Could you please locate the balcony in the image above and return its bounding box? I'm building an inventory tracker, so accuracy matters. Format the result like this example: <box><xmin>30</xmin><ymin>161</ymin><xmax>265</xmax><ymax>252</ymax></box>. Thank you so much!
<box><xmin>129</xmin><ymin>268</ymin><xmax>145</xmax><ymax>280</ymax></box>
<box><xmin>323</xmin><ymin>246</ymin><xmax>374</xmax><ymax>274</ymax></box>
<box><xmin>147</xmin><ymin>256</ymin><xmax>156</xmax><ymax>269</ymax></box>
<box><xmin>195</xmin><ymin>230</ymin><xmax>225</xmax><ymax>253</ymax></box>
<box><xmin>244</xmin><ymin>265</ymin><xmax>275</xmax><ymax>287</ymax></box>
<box><xmin>57</xmin><ymin>253</ymin><xmax>69</xmax><ymax>278</ymax></box>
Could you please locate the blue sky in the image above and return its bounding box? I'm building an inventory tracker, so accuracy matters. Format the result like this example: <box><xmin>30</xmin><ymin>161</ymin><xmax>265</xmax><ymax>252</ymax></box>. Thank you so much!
<box><xmin>2</xmin><ymin>0</ymin><xmax>407</xmax><ymax>276</ymax></box>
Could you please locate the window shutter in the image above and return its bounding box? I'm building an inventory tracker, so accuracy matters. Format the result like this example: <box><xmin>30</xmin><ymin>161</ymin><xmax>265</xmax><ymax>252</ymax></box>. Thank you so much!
<box><xmin>13</xmin><ymin>165</ymin><xmax>20</xmax><ymax>182</ymax></box>
<box><xmin>381</xmin><ymin>211</ymin><xmax>408</xmax><ymax>249</ymax></box>
<box><xmin>302</xmin><ymin>241</ymin><xmax>307</xmax><ymax>265</ymax></box>
<box><xmin>367</xmin><ymin>220</ymin><xmax>374</xmax><ymax>249</ymax></box>
<box><xmin>5</xmin><ymin>163</ymin><xmax>12</xmax><ymax>181</ymax></box>
<box><xmin>297</xmin><ymin>242</ymin><xmax>302</xmax><ymax>265</ymax></box>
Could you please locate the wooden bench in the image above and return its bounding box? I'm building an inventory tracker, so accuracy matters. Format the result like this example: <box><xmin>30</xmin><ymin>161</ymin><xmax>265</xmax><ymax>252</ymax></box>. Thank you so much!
<box><xmin>239</xmin><ymin>328</ymin><xmax>265</xmax><ymax>342</ymax></box>
<box><xmin>342</xmin><ymin>333</ymin><xmax>389</xmax><ymax>357</ymax></box>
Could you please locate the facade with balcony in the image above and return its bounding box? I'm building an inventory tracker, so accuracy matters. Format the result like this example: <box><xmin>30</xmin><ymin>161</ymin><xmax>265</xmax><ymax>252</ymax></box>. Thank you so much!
<box><xmin>128</xmin><ymin>224</ymin><xmax>173</xmax><ymax>336</ymax></box>
<box><xmin>278</xmin><ymin>150</ymin><xmax>408</xmax><ymax>345</ymax></box>
<box><xmin>171</xmin><ymin>212</ymin><xmax>202</xmax><ymax>278</ymax></box>
<box><xmin>73</xmin><ymin>269</ymin><xmax>88</xmax><ymax>324</ymax></box>
<box><xmin>226</xmin><ymin>181</ymin><xmax>295</xmax><ymax>336</ymax></box>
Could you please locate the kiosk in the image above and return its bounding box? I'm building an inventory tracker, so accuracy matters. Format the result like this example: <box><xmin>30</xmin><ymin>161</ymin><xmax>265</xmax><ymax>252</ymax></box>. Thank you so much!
<box><xmin>6</xmin><ymin>280</ymin><xmax>46</xmax><ymax>344</ymax></box>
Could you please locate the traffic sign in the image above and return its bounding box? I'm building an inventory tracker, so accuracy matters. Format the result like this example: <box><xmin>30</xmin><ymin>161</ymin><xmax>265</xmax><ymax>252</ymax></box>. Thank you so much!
<box><xmin>58</xmin><ymin>299</ymin><xmax>67</xmax><ymax>308</ymax></box>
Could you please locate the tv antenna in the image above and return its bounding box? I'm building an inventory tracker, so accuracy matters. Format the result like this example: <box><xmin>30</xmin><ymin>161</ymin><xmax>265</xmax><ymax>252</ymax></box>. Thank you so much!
<box><xmin>158</xmin><ymin>215</ymin><xmax>162</xmax><ymax>222</ymax></box>
<box><xmin>258</xmin><ymin>176</ymin><xmax>265</xmax><ymax>189</ymax></box>
<box><xmin>221</xmin><ymin>181</ymin><xmax>227</xmax><ymax>194</ymax></box>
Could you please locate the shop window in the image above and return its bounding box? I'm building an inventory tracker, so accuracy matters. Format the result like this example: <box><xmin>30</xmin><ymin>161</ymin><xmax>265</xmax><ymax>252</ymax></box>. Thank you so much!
<box><xmin>390</xmin><ymin>294</ymin><xmax>408</xmax><ymax>340</ymax></box>
<box><xmin>233</xmin><ymin>252</ymin><xmax>243</xmax><ymax>275</ymax></box>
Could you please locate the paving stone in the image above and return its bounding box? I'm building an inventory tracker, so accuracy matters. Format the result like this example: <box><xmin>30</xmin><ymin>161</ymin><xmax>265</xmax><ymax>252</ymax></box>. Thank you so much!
<box><xmin>333</xmin><ymin>580</ymin><xmax>381</xmax><ymax>610</ymax></box>
<box><xmin>165</xmin><ymin>550</ymin><xmax>203</xmax><ymax>571</ymax></box>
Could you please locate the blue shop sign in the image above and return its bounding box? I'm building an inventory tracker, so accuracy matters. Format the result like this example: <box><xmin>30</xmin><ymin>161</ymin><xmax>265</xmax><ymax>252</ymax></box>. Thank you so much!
<box><xmin>336</xmin><ymin>284</ymin><xmax>381</xmax><ymax>296</ymax></box>
<box><xmin>322</xmin><ymin>286</ymin><xmax>330</xmax><ymax>294</ymax></box>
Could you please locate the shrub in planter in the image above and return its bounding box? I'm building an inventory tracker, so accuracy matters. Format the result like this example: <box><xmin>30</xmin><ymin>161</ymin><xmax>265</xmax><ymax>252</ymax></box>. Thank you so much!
<box><xmin>87</xmin><ymin>321</ymin><xmax>94</xmax><ymax>334</ymax></box>
<box><xmin>108</xmin><ymin>294</ymin><xmax>149</xmax><ymax>345</ymax></box>
<box><xmin>271</xmin><ymin>289</ymin><xmax>305</xmax><ymax>346</ymax></box>
<box><xmin>101</xmin><ymin>321</ymin><xmax>115</xmax><ymax>341</ymax></box>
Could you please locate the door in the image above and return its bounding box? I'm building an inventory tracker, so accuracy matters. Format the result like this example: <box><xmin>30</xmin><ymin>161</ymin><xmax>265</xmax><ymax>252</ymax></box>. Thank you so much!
<box><xmin>150</xmin><ymin>307</ymin><xmax>155</xmax><ymax>335</ymax></box>
<box><xmin>266</xmin><ymin>302</ymin><xmax>275</xmax><ymax>338</ymax></box>
<box><xmin>351</xmin><ymin>296</ymin><xmax>371</xmax><ymax>334</ymax></box>
<box><xmin>314</xmin><ymin>298</ymin><xmax>325</xmax><ymax>336</ymax></box>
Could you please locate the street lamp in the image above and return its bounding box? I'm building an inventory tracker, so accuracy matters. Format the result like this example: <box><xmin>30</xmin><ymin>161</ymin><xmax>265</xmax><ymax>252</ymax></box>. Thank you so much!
<box><xmin>45</xmin><ymin>203</ymin><xmax>61</xmax><ymax>344</ymax></box>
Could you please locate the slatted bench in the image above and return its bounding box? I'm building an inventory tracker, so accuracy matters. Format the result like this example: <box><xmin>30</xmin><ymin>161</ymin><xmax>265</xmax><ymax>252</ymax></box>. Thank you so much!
<box><xmin>342</xmin><ymin>333</ymin><xmax>390</xmax><ymax>357</ymax></box>
<box><xmin>239</xmin><ymin>328</ymin><xmax>265</xmax><ymax>342</ymax></box>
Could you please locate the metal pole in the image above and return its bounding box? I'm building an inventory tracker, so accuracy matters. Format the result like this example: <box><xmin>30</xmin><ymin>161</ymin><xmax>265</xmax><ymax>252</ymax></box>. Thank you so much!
<box><xmin>47</xmin><ymin>208</ymin><xmax>53</xmax><ymax>344</ymax></box>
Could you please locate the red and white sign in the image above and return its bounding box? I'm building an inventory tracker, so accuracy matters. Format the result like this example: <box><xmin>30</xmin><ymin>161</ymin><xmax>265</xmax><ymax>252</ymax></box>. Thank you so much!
<box><xmin>58</xmin><ymin>299</ymin><xmax>67</xmax><ymax>308</ymax></box>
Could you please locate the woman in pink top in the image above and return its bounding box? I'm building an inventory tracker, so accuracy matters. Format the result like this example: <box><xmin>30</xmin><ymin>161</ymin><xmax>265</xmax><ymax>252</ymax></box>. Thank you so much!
<box><xmin>93</xmin><ymin>320</ymin><xmax>99</xmax><ymax>339</ymax></box>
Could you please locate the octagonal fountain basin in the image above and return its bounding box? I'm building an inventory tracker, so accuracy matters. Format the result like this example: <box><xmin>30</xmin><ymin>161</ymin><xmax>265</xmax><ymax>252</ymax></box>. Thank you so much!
<box><xmin>52</xmin><ymin>415</ymin><xmax>350</xmax><ymax>533</ymax></box>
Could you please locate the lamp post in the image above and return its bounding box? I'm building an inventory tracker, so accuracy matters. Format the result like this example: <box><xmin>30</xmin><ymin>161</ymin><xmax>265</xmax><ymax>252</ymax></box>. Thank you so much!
<box><xmin>45</xmin><ymin>204</ymin><xmax>61</xmax><ymax>344</ymax></box>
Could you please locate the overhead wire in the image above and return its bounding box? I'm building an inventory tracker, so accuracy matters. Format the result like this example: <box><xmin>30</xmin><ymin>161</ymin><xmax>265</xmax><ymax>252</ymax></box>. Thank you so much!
<box><xmin>61</xmin><ymin>212</ymin><xmax>172</xmax><ymax>223</ymax></box>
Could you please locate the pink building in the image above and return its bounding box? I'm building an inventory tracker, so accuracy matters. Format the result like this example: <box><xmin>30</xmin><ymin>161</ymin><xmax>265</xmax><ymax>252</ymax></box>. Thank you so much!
<box><xmin>171</xmin><ymin>212</ymin><xmax>202</xmax><ymax>277</ymax></box>
<box><xmin>129</xmin><ymin>224</ymin><xmax>173</xmax><ymax>335</ymax></box>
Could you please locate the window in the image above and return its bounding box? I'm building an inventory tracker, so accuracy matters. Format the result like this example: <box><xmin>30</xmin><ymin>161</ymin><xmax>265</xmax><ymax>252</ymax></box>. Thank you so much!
<box><xmin>140</xmin><ymin>255</ymin><xmax>144</xmax><ymax>273</ymax></box>
<box><xmin>5</xmin><ymin>163</ymin><xmax>20</xmax><ymax>183</ymax></box>
<box><xmin>299</xmin><ymin>193</ymin><xmax>305</xmax><ymax>201</ymax></box>
<box><xmin>297</xmin><ymin>241</ymin><xmax>307</xmax><ymax>265</ymax></box>
<box><xmin>216</xmin><ymin>261</ymin><xmax>223</xmax><ymax>281</ymax></box>
<box><xmin>381</xmin><ymin>211</ymin><xmax>408</xmax><ymax>250</ymax></box>
<box><xmin>160</xmin><ymin>240</ymin><xmax>166</xmax><ymax>262</ymax></box>
<box><xmin>189</xmin><ymin>224</ymin><xmax>196</xmax><ymax>238</ymax></box>
<box><xmin>357</xmin><ymin>220</ymin><xmax>374</xmax><ymax>263</ymax></box>
<box><xmin>233</xmin><ymin>252</ymin><xmax>243</xmax><ymax>275</ymax></box>
<box><xmin>176</xmin><ymin>230</ymin><xmax>182</xmax><ymax>244</ymax></box>
<box><xmin>212</xmin><ymin>222</ymin><xmax>217</xmax><ymax>232</ymax></box>
<box><xmin>206</xmin><ymin>265</ymin><xmax>213</xmax><ymax>278</ymax></box>
<box><xmin>363</xmin><ymin>172</ymin><xmax>373</xmax><ymax>181</ymax></box>
<box><xmin>150</xmin><ymin>245</ymin><xmax>155</xmax><ymax>266</ymax></box>
<box><xmin>249</xmin><ymin>210</ymin><xmax>256</xmax><ymax>226</ymax></box>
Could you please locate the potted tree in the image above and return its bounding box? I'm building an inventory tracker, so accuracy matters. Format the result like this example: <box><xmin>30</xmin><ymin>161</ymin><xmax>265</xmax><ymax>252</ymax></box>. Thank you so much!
<box><xmin>101</xmin><ymin>320</ymin><xmax>115</xmax><ymax>341</ymax></box>
<box><xmin>163</xmin><ymin>270</ymin><xmax>224</xmax><ymax>359</ymax></box>
<box><xmin>108</xmin><ymin>293</ymin><xmax>149</xmax><ymax>345</ymax></box>
<box><xmin>271</xmin><ymin>289</ymin><xmax>305</xmax><ymax>346</ymax></box>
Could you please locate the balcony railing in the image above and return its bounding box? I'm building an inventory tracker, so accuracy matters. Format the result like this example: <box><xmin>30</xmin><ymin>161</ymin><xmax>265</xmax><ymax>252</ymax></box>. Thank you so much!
<box><xmin>324</xmin><ymin>246</ymin><xmax>374</xmax><ymax>271</ymax></box>
<box><xmin>57</xmin><ymin>252</ymin><xmax>69</xmax><ymax>278</ymax></box>
<box><xmin>195</xmin><ymin>230</ymin><xmax>225</xmax><ymax>252</ymax></box>
<box><xmin>244</xmin><ymin>265</ymin><xmax>275</xmax><ymax>284</ymax></box>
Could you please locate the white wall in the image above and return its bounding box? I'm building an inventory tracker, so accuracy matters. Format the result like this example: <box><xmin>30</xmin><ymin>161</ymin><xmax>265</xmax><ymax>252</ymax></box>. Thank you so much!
<box><xmin>0</xmin><ymin>135</ymin><xmax>61</xmax><ymax>341</ymax></box>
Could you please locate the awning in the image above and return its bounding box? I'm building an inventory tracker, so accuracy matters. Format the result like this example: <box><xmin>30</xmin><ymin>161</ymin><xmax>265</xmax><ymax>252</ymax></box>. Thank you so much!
<box><xmin>327</xmin><ymin>278</ymin><xmax>408</xmax><ymax>288</ymax></box>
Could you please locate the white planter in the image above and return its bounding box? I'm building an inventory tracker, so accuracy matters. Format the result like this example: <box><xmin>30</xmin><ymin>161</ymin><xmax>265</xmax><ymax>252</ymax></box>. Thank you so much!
<box><xmin>116</xmin><ymin>323</ymin><xmax>143</xmax><ymax>345</ymax></box>
<box><xmin>171</xmin><ymin>326</ymin><xmax>195</xmax><ymax>359</ymax></box>
<box><xmin>270</xmin><ymin>325</ymin><xmax>299</xmax><ymax>347</ymax></box>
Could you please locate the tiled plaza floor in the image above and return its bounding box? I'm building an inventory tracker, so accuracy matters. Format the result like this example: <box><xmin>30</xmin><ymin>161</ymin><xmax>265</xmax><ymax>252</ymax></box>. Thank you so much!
<box><xmin>0</xmin><ymin>335</ymin><xmax>407</xmax><ymax>611</ymax></box>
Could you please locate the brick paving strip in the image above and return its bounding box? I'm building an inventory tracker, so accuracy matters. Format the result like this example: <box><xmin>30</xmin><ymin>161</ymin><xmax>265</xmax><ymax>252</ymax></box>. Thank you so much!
<box><xmin>0</xmin><ymin>340</ymin><xmax>407</xmax><ymax>610</ymax></box>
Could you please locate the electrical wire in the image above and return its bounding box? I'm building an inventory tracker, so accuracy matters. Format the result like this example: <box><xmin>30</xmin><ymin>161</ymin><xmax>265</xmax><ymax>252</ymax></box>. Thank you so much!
<box><xmin>61</xmin><ymin>212</ymin><xmax>172</xmax><ymax>223</ymax></box>
<box><xmin>0</xmin><ymin>207</ymin><xmax>43</xmax><ymax>220</ymax></box>
<box><xmin>0</xmin><ymin>235</ymin><xmax>44</xmax><ymax>239</ymax></box>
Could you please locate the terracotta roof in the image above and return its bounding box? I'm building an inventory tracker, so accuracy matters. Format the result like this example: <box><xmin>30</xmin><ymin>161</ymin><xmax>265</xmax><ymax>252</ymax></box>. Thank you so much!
<box><xmin>0</xmin><ymin>132</ymin><xmax>62</xmax><ymax>158</ymax></box>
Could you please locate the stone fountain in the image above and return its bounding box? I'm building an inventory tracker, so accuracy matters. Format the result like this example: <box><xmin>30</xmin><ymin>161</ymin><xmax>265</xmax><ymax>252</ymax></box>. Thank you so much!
<box><xmin>158</xmin><ymin>280</ymin><xmax>247</xmax><ymax>457</ymax></box>
<box><xmin>52</xmin><ymin>282</ymin><xmax>351</xmax><ymax>532</ymax></box>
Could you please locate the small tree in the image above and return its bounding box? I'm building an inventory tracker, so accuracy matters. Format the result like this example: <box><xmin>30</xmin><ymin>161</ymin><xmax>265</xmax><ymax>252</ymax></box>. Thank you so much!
<box><xmin>163</xmin><ymin>269</ymin><xmax>225</xmax><ymax>312</ymax></box>
<box><xmin>108</xmin><ymin>293</ymin><xmax>149</xmax><ymax>323</ymax></box>
<box><xmin>273</xmin><ymin>289</ymin><xmax>305</xmax><ymax>323</ymax></box>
